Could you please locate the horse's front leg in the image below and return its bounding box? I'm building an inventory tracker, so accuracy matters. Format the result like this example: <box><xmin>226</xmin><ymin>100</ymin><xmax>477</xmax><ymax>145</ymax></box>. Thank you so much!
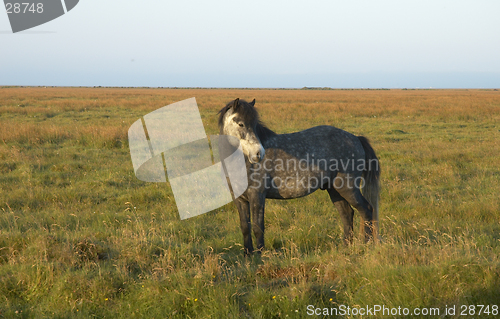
<box><xmin>249</xmin><ymin>193</ymin><xmax>266</xmax><ymax>252</ymax></box>
<box><xmin>235</xmin><ymin>198</ymin><xmax>253</xmax><ymax>255</ymax></box>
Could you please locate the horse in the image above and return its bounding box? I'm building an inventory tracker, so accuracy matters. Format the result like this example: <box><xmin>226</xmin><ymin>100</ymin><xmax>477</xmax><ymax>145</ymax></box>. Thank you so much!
<box><xmin>218</xmin><ymin>98</ymin><xmax>380</xmax><ymax>254</ymax></box>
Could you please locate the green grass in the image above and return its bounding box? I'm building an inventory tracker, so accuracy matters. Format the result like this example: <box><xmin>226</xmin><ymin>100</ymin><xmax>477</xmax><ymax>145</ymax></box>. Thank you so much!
<box><xmin>0</xmin><ymin>87</ymin><xmax>499</xmax><ymax>318</ymax></box>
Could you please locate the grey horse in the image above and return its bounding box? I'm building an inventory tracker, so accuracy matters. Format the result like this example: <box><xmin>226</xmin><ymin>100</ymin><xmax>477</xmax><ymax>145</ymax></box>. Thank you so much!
<box><xmin>218</xmin><ymin>98</ymin><xmax>380</xmax><ymax>254</ymax></box>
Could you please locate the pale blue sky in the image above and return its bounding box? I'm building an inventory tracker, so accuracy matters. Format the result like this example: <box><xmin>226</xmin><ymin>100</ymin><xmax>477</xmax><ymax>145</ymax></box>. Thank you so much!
<box><xmin>1</xmin><ymin>0</ymin><xmax>499</xmax><ymax>88</ymax></box>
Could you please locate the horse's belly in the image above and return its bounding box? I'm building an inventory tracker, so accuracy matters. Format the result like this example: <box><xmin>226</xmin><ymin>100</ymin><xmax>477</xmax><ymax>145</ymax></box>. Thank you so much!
<box><xmin>265</xmin><ymin>171</ymin><xmax>328</xmax><ymax>199</ymax></box>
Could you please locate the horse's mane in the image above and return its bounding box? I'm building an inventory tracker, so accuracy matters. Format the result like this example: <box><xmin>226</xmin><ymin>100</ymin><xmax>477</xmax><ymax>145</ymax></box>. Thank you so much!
<box><xmin>218</xmin><ymin>99</ymin><xmax>277</xmax><ymax>143</ymax></box>
<box><xmin>255</xmin><ymin>121</ymin><xmax>277</xmax><ymax>144</ymax></box>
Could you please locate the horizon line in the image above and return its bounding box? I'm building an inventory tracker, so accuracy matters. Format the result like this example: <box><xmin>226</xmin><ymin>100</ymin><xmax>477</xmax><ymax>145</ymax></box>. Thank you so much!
<box><xmin>1</xmin><ymin>85</ymin><xmax>499</xmax><ymax>90</ymax></box>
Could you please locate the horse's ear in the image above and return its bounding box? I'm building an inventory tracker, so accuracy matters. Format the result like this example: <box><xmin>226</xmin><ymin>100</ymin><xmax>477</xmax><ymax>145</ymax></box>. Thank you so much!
<box><xmin>233</xmin><ymin>98</ymin><xmax>240</xmax><ymax>110</ymax></box>
<box><xmin>250</xmin><ymin>99</ymin><xmax>256</xmax><ymax>106</ymax></box>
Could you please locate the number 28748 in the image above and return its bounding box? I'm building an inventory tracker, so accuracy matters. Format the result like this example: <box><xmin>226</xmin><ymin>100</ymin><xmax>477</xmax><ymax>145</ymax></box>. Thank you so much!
<box><xmin>5</xmin><ymin>3</ymin><xmax>44</xmax><ymax>14</ymax></box>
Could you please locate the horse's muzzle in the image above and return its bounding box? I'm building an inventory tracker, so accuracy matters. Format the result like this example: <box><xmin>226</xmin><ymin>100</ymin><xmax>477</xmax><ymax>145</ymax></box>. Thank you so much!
<box><xmin>249</xmin><ymin>148</ymin><xmax>265</xmax><ymax>164</ymax></box>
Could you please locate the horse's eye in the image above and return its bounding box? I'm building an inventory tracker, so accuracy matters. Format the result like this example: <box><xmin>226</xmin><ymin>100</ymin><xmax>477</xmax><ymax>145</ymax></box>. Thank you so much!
<box><xmin>238</xmin><ymin>123</ymin><xmax>244</xmax><ymax>127</ymax></box>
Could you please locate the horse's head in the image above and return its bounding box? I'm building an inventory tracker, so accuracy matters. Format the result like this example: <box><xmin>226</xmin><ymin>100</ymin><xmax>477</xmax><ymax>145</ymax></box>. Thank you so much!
<box><xmin>218</xmin><ymin>98</ymin><xmax>265</xmax><ymax>164</ymax></box>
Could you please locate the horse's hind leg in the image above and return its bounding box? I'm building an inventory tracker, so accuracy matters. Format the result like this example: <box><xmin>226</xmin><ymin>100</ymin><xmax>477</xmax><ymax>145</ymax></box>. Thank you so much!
<box><xmin>327</xmin><ymin>188</ymin><xmax>354</xmax><ymax>245</ymax></box>
<box><xmin>334</xmin><ymin>180</ymin><xmax>374</xmax><ymax>242</ymax></box>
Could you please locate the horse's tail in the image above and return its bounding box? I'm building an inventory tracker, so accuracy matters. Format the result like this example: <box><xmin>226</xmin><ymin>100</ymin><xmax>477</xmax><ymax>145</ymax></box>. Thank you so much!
<box><xmin>358</xmin><ymin>136</ymin><xmax>381</xmax><ymax>240</ymax></box>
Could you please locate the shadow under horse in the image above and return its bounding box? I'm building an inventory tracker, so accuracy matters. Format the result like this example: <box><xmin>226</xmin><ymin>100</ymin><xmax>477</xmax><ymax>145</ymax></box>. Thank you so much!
<box><xmin>218</xmin><ymin>98</ymin><xmax>380</xmax><ymax>254</ymax></box>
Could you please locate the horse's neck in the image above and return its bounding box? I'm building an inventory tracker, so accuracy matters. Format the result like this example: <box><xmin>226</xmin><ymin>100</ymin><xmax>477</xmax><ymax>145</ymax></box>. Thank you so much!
<box><xmin>256</xmin><ymin>123</ymin><xmax>277</xmax><ymax>145</ymax></box>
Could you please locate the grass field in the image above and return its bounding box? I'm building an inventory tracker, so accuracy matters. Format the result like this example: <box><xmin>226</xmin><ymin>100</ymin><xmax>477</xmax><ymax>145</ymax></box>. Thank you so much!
<box><xmin>1</xmin><ymin>87</ymin><xmax>499</xmax><ymax>318</ymax></box>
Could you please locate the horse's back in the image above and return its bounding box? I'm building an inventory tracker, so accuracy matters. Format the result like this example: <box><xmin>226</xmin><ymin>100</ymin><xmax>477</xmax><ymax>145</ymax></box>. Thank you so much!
<box><xmin>264</xmin><ymin>125</ymin><xmax>364</xmax><ymax>160</ymax></box>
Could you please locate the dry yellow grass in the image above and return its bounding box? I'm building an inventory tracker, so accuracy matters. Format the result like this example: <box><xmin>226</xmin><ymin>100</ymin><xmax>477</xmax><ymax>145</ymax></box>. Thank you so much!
<box><xmin>0</xmin><ymin>87</ymin><xmax>499</xmax><ymax>318</ymax></box>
